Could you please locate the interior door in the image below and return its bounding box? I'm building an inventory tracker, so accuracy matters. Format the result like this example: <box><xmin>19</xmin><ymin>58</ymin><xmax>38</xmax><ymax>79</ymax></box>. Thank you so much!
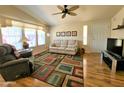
<box><xmin>91</xmin><ymin>22</ymin><xmax>110</xmax><ymax>53</ymax></box>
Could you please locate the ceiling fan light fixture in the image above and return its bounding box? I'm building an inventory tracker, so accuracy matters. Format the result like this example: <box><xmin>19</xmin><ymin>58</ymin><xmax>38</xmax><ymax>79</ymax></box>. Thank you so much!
<box><xmin>53</xmin><ymin>5</ymin><xmax>79</xmax><ymax>19</ymax></box>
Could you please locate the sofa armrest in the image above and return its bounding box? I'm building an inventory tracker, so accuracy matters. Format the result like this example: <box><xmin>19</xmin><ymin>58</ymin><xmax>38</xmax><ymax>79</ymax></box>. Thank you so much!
<box><xmin>49</xmin><ymin>45</ymin><xmax>53</xmax><ymax>48</ymax></box>
<box><xmin>49</xmin><ymin>44</ymin><xmax>52</xmax><ymax>47</ymax></box>
<box><xmin>71</xmin><ymin>46</ymin><xmax>78</xmax><ymax>52</ymax></box>
<box><xmin>49</xmin><ymin>44</ymin><xmax>53</xmax><ymax>48</ymax></box>
<box><xmin>0</xmin><ymin>58</ymin><xmax>29</xmax><ymax>68</ymax></box>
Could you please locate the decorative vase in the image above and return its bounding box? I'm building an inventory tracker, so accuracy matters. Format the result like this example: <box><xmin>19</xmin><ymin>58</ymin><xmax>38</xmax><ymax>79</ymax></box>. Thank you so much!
<box><xmin>23</xmin><ymin>42</ymin><xmax>29</xmax><ymax>49</ymax></box>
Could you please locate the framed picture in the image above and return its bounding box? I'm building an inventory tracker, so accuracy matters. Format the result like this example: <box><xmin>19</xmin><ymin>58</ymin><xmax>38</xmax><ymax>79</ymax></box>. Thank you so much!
<box><xmin>61</xmin><ymin>32</ymin><xmax>65</xmax><ymax>37</ymax></box>
<box><xmin>66</xmin><ymin>31</ymin><xmax>71</xmax><ymax>36</ymax></box>
<box><xmin>72</xmin><ymin>31</ymin><xmax>77</xmax><ymax>36</ymax></box>
<box><xmin>56</xmin><ymin>32</ymin><xmax>60</xmax><ymax>37</ymax></box>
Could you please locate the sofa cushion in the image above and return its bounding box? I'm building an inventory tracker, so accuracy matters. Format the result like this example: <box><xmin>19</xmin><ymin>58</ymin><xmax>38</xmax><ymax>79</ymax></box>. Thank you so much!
<box><xmin>65</xmin><ymin>47</ymin><xmax>76</xmax><ymax>52</ymax></box>
<box><xmin>57</xmin><ymin>47</ymin><xmax>65</xmax><ymax>50</ymax></box>
<box><xmin>54</xmin><ymin>40</ymin><xmax>61</xmax><ymax>47</ymax></box>
<box><xmin>67</xmin><ymin>40</ymin><xmax>77</xmax><ymax>48</ymax></box>
<box><xmin>50</xmin><ymin>46</ymin><xmax>58</xmax><ymax>49</ymax></box>
<box><xmin>61</xmin><ymin>40</ymin><xmax>68</xmax><ymax>47</ymax></box>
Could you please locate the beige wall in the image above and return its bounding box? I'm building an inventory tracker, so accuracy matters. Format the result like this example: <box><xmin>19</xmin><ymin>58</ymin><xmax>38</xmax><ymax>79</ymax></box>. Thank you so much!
<box><xmin>0</xmin><ymin>5</ymin><xmax>49</xmax><ymax>55</ymax></box>
<box><xmin>111</xmin><ymin>7</ymin><xmax>124</xmax><ymax>38</ymax></box>
<box><xmin>50</xmin><ymin>21</ymin><xmax>83</xmax><ymax>47</ymax></box>
<box><xmin>50</xmin><ymin>20</ymin><xmax>111</xmax><ymax>53</ymax></box>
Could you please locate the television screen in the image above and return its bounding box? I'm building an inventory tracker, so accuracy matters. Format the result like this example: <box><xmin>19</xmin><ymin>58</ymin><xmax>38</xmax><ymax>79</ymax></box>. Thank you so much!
<box><xmin>107</xmin><ymin>38</ymin><xmax>123</xmax><ymax>57</ymax></box>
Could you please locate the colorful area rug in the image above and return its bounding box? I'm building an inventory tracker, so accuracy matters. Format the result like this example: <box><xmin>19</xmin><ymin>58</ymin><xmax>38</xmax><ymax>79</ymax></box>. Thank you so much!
<box><xmin>32</xmin><ymin>51</ymin><xmax>83</xmax><ymax>87</ymax></box>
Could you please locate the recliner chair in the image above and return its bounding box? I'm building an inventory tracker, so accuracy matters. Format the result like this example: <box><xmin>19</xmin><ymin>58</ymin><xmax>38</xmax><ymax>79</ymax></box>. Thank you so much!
<box><xmin>0</xmin><ymin>44</ymin><xmax>32</xmax><ymax>81</ymax></box>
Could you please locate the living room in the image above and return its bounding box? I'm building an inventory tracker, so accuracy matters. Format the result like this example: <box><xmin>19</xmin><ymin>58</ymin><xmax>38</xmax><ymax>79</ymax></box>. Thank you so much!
<box><xmin>1</xmin><ymin>4</ymin><xmax>124</xmax><ymax>88</ymax></box>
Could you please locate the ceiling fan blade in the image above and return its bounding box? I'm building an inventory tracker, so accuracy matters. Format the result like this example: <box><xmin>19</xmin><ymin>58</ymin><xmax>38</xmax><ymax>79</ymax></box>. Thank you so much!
<box><xmin>68</xmin><ymin>12</ymin><xmax>77</xmax><ymax>16</ymax></box>
<box><xmin>52</xmin><ymin>12</ymin><xmax>63</xmax><ymax>15</ymax></box>
<box><xmin>62</xmin><ymin>13</ymin><xmax>66</xmax><ymax>19</ymax></box>
<box><xmin>57</xmin><ymin>5</ymin><xmax>64</xmax><ymax>11</ymax></box>
<box><xmin>68</xmin><ymin>5</ymin><xmax>79</xmax><ymax>11</ymax></box>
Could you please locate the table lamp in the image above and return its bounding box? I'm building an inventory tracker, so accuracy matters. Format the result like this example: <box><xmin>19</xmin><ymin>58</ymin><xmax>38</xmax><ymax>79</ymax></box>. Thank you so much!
<box><xmin>21</xmin><ymin>36</ymin><xmax>29</xmax><ymax>49</ymax></box>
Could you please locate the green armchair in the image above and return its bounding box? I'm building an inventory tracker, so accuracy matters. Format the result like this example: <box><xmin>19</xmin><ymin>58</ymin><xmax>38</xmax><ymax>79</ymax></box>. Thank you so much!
<box><xmin>0</xmin><ymin>44</ymin><xmax>32</xmax><ymax>81</ymax></box>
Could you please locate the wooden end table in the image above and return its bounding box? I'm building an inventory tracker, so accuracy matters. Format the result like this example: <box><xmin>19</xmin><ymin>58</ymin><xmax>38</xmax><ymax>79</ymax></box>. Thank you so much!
<box><xmin>80</xmin><ymin>48</ymin><xmax>85</xmax><ymax>55</ymax></box>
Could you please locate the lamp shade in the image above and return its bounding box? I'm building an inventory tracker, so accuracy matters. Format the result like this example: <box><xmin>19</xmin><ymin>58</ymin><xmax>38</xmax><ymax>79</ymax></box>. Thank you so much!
<box><xmin>20</xmin><ymin>36</ymin><xmax>29</xmax><ymax>42</ymax></box>
<box><xmin>47</xmin><ymin>33</ymin><xmax>50</xmax><ymax>37</ymax></box>
<box><xmin>20</xmin><ymin>36</ymin><xmax>29</xmax><ymax>49</ymax></box>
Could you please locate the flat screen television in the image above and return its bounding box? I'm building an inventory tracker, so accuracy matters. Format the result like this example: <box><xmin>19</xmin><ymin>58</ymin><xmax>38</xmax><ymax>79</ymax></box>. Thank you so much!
<box><xmin>107</xmin><ymin>38</ymin><xmax>124</xmax><ymax>57</ymax></box>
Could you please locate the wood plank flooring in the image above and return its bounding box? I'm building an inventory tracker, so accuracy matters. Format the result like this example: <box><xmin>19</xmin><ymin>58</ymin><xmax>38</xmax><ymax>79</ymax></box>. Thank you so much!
<box><xmin>83</xmin><ymin>53</ymin><xmax>124</xmax><ymax>87</ymax></box>
<box><xmin>1</xmin><ymin>53</ymin><xmax>124</xmax><ymax>87</ymax></box>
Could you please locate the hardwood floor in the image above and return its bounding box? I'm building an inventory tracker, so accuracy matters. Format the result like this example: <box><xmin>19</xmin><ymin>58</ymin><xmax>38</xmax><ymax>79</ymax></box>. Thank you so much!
<box><xmin>15</xmin><ymin>77</ymin><xmax>53</xmax><ymax>87</ymax></box>
<box><xmin>83</xmin><ymin>53</ymin><xmax>124</xmax><ymax>87</ymax></box>
<box><xmin>1</xmin><ymin>53</ymin><xmax>124</xmax><ymax>87</ymax></box>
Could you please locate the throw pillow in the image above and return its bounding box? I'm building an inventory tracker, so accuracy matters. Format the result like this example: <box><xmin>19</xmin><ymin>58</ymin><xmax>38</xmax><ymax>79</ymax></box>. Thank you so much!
<box><xmin>10</xmin><ymin>45</ymin><xmax>20</xmax><ymax>58</ymax></box>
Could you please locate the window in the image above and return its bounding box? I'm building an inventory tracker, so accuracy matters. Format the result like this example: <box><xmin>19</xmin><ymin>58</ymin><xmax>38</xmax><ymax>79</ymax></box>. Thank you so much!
<box><xmin>83</xmin><ymin>25</ymin><xmax>88</xmax><ymax>45</ymax></box>
<box><xmin>37</xmin><ymin>30</ymin><xmax>45</xmax><ymax>45</ymax></box>
<box><xmin>24</xmin><ymin>28</ymin><xmax>36</xmax><ymax>47</ymax></box>
<box><xmin>1</xmin><ymin>27</ymin><xmax>22</xmax><ymax>49</ymax></box>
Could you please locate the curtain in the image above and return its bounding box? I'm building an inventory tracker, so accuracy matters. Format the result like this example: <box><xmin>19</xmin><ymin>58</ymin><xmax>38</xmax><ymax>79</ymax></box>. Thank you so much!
<box><xmin>1</xmin><ymin>27</ymin><xmax>23</xmax><ymax>49</ymax></box>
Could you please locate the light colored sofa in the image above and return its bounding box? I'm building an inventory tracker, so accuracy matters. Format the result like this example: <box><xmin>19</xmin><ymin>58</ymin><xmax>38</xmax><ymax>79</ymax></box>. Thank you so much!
<box><xmin>49</xmin><ymin>40</ymin><xmax>78</xmax><ymax>55</ymax></box>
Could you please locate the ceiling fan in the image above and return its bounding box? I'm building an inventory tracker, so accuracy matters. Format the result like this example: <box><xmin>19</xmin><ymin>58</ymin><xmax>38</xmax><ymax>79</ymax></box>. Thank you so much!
<box><xmin>52</xmin><ymin>5</ymin><xmax>79</xmax><ymax>19</ymax></box>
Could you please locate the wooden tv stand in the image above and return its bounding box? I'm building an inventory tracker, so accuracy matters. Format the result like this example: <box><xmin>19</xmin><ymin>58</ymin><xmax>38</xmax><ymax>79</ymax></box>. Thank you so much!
<box><xmin>101</xmin><ymin>51</ymin><xmax>124</xmax><ymax>73</ymax></box>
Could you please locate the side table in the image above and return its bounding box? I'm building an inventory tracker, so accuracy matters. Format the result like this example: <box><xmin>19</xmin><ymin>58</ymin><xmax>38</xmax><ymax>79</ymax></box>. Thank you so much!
<box><xmin>18</xmin><ymin>49</ymin><xmax>32</xmax><ymax>58</ymax></box>
<box><xmin>80</xmin><ymin>48</ymin><xmax>85</xmax><ymax>55</ymax></box>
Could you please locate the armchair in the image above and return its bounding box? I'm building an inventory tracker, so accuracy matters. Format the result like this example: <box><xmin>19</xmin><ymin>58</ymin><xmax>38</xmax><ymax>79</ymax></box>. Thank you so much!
<box><xmin>0</xmin><ymin>44</ymin><xmax>32</xmax><ymax>81</ymax></box>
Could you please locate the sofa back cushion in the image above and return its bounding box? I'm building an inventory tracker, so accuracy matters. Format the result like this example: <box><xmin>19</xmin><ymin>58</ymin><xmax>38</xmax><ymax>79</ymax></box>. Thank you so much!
<box><xmin>54</xmin><ymin>40</ymin><xmax>61</xmax><ymax>47</ymax></box>
<box><xmin>0</xmin><ymin>46</ymin><xmax>8</xmax><ymax>56</ymax></box>
<box><xmin>3</xmin><ymin>44</ymin><xmax>13</xmax><ymax>54</ymax></box>
<box><xmin>61</xmin><ymin>40</ymin><xmax>68</xmax><ymax>47</ymax></box>
<box><xmin>0</xmin><ymin>44</ymin><xmax>14</xmax><ymax>56</ymax></box>
<box><xmin>51</xmin><ymin>43</ymin><xmax>56</xmax><ymax>47</ymax></box>
<box><xmin>67</xmin><ymin>40</ymin><xmax>78</xmax><ymax>48</ymax></box>
<box><xmin>0</xmin><ymin>44</ymin><xmax>16</xmax><ymax>64</ymax></box>
<box><xmin>52</xmin><ymin>40</ymin><xmax>78</xmax><ymax>48</ymax></box>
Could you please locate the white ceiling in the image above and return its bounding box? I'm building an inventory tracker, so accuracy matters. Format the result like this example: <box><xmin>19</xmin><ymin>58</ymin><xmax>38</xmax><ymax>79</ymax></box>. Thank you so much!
<box><xmin>15</xmin><ymin>5</ymin><xmax>123</xmax><ymax>26</ymax></box>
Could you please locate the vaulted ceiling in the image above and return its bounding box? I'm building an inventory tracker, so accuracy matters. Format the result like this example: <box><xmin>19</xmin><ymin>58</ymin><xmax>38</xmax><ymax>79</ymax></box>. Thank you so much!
<box><xmin>15</xmin><ymin>5</ymin><xmax>123</xmax><ymax>26</ymax></box>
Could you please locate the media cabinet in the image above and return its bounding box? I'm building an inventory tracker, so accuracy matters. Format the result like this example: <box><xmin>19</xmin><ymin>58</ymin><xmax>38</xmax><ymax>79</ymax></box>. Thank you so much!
<box><xmin>101</xmin><ymin>51</ymin><xmax>124</xmax><ymax>73</ymax></box>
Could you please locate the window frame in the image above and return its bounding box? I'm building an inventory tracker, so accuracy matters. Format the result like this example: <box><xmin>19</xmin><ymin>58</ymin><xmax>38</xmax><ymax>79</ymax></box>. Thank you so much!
<box><xmin>24</xmin><ymin>28</ymin><xmax>37</xmax><ymax>48</ymax></box>
<box><xmin>83</xmin><ymin>25</ymin><xmax>88</xmax><ymax>45</ymax></box>
<box><xmin>0</xmin><ymin>22</ymin><xmax>46</xmax><ymax>50</ymax></box>
<box><xmin>37</xmin><ymin>30</ymin><xmax>46</xmax><ymax>46</ymax></box>
<box><xmin>1</xmin><ymin>26</ymin><xmax>23</xmax><ymax>50</ymax></box>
